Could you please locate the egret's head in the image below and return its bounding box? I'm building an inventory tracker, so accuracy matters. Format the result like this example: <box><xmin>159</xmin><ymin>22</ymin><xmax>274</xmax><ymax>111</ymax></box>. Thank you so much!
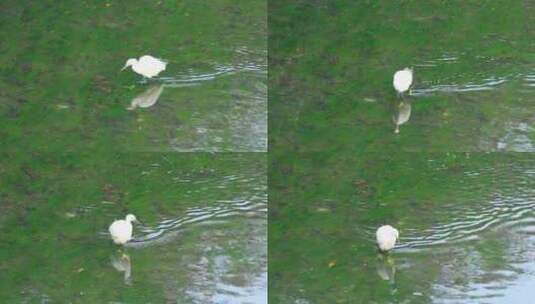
<box><xmin>393</xmin><ymin>228</ymin><xmax>399</xmax><ymax>240</ymax></box>
<box><xmin>121</xmin><ymin>58</ymin><xmax>137</xmax><ymax>71</ymax></box>
<box><xmin>125</xmin><ymin>214</ymin><xmax>137</xmax><ymax>223</ymax></box>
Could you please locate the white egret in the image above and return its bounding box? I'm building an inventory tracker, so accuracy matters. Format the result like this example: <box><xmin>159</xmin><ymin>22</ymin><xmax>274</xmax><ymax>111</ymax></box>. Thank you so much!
<box><xmin>127</xmin><ymin>84</ymin><xmax>164</xmax><ymax>110</ymax></box>
<box><xmin>121</xmin><ymin>55</ymin><xmax>167</xmax><ymax>78</ymax></box>
<box><xmin>392</xmin><ymin>101</ymin><xmax>412</xmax><ymax>134</ymax></box>
<box><xmin>376</xmin><ymin>225</ymin><xmax>399</xmax><ymax>252</ymax></box>
<box><xmin>109</xmin><ymin>214</ymin><xmax>138</xmax><ymax>245</ymax></box>
<box><xmin>393</xmin><ymin>68</ymin><xmax>413</xmax><ymax>97</ymax></box>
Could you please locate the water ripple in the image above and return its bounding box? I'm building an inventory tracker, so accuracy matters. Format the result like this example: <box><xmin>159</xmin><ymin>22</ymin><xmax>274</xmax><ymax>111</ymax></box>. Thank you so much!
<box><xmin>523</xmin><ymin>73</ymin><xmax>535</xmax><ymax>87</ymax></box>
<box><xmin>128</xmin><ymin>197</ymin><xmax>266</xmax><ymax>248</ymax></box>
<box><xmin>398</xmin><ymin>199</ymin><xmax>533</xmax><ymax>252</ymax></box>
<box><xmin>363</xmin><ymin>161</ymin><xmax>535</xmax><ymax>252</ymax></box>
<box><xmin>410</xmin><ymin>53</ymin><xmax>534</xmax><ymax>96</ymax></box>
<box><xmin>139</xmin><ymin>46</ymin><xmax>266</xmax><ymax>88</ymax></box>
<box><xmin>411</xmin><ymin>76</ymin><xmax>509</xmax><ymax>96</ymax></box>
<box><xmin>495</xmin><ymin>122</ymin><xmax>535</xmax><ymax>152</ymax></box>
<box><xmin>154</xmin><ymin>61</ymin><xmax>266</xmax><ymax>88</ymax></box>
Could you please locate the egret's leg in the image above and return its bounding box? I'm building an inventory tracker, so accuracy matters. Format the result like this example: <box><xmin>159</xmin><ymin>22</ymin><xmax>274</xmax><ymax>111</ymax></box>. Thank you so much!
<box><xmin>377</xmin><ymin>247</ymin><xmax>390</xmax><ymax>256</ymax></box>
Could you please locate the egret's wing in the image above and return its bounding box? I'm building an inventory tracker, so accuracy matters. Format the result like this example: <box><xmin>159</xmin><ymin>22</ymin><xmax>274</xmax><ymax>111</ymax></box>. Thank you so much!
<box><xmin>109</xmin><ymin>220</ymin><xmax>124</xmax><ymax>235</ymax></box>
<box><xmin>140</xmin><ymin>55</ymin><xmax>166</xmax><ymax>66</ymax></box>
<box><xmin>156</xmin><ymin>59</ymin><xmax>167</xmax><ymax>70</ymax></box>
<box><xmin>125</xmin><ymin>223</ymin><xmax>133</xmax><ymax>239</ymax></box>
<box><xmin>138</xmin><ymin>56</ymin><xmax>166</xmax><ymax>77</ymax></box>
<box><xmin>393</xmin><ymin>70</ymin><xmax>413</xmax><ymax>91</ymax></box>
<box><xmin>139</xmin><ymin>55</ymin><xmax>155</xmax><ymax>62</ymax></box>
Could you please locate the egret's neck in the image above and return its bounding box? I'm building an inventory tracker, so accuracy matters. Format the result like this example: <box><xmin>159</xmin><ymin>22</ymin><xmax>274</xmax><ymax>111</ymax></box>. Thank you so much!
<box><xmin>127</xmin><ymin>58</ymin><xmax>138</xmax><ymax>67</ymax></box>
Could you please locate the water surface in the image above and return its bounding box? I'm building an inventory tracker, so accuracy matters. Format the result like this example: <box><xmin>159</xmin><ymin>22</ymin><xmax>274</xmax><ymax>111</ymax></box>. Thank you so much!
<box><xmin>0</xmin><ymin>152</ymin><xmax>266</xmax><ymax>303</ymax></box>
<box><xmin>269</xmin><ymin>152</ymin><xmax>535</xmax><ymax>303</ymax></box>
<box><xmin>1</xmin><ymin>0</ymin><xmax>267</xmax><ymax>152</ymax></box>
<box><xmin>0</xmin><ymin>1</ymin><xmax>267</xmax><ymax>303</ymax></box>
<box><xmin>270</xmin><ymin>1</ymin><xmax>535</xmax><ymax>303</ymax></box>
<box><xmin>270</xmin><ymin>0</ymin><xmax>534</xmax><ymax>152</ymax></box>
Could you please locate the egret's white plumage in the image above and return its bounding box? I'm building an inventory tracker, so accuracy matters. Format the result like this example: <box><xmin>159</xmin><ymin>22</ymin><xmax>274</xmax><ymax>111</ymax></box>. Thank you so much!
<box><xmin>109</xmin><ymin>214</ymin><xmax>137</xmax><ymax>245</ymax></box>
<box><xmin>393</xmin><ymin>101</ymin><xmax>412</xmax><ymax>134</ymax></box>
<box><xmin>121</xmin><ymin>55</ymin><xmax>167</xmax><ymax>78</ymax></box>
<box><xmin>393</xmin><ymin>68</ymin><xmax>413</xmax><ymax>96</ymax></box>
<box><xmin>376</xmin><ymin>225</ymin><xmax>399</xmax><ymax>252</ymax></box>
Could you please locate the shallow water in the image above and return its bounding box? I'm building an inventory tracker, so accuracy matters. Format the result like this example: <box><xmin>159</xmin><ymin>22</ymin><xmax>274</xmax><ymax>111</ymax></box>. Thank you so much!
<box><xmin>270</xmin><ymin>1</ymin><xmax>535</xmax><ymax>303</ymax></box>
<box><xmin>269</xmin><ymin>153</ymin><xmax>535</xmax><ymax>303</ymax></box>
<box><xmin>0</xmin><ymin>0</ymin><xmax>267</xmax><ymax>152</ymax></box>
<box><xmin>0</xmin><ymin>1</ymin><xmax>266</xmax><ymax>303</ymax></box>
<box><xmin>270</xmin><ymin>1</ymin><xmax>534</xmax><ymax>152</ymax></box>
<box><xmin>0</xmin><ymin>152</ymin><xmax>266</xmax><ymax>303</ymax></box>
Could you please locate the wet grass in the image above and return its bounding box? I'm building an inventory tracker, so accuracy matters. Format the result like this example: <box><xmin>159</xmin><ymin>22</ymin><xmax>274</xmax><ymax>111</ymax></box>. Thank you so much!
<box><xmin>0</xmin><ymin>0</ymin><xmax>266</xmax><ymax>302</ymax></box>
<box><xmin>269</xmin><ymin>152</ymin><xmax>534</xmax><ymax>303</ymax></box>
<box><xmin>269</xmin><ymin>1</ymin><xmax>534</xmax><ymax>302</ymax></box>
<box><xmin>270</xmin><ymin>0</ymin><xmax>534</xmax><ymax>152</ymax></box>
<box><xmin>0</xmin><ymin>0</ymin><xmax>266</xmax><ymax>152</ymax></box>
<box><xmin>0</xmin><ymin>152</ymin><xmax>266</xmax><ymax>302</ymax></box>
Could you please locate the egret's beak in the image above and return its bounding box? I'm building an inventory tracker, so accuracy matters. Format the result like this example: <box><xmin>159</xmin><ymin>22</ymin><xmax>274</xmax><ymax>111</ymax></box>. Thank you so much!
<box><xmin>121</xmin><ymin>64</ymin><xmax>129</xmax><ymax>71</ymax></box>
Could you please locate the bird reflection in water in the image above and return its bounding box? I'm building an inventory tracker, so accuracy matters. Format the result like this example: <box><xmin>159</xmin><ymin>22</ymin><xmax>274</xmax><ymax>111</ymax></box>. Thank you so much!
<box><xmin>128</xmin><ymin>85</ymin><xmax>164</xmax><ymax>110</ymax></box>
<box><xmin>111</xmin><ymin>252</ymin><xmax>132</xmax><ymax>285</ymax></box>
<box><xmin>392</xmin><ymin>100</ymin><xmax>412</xmax><ymax>134</ymax></box>
<box><xmin>376</xmin><ymin>255</ymin><xmax>397</xmax><ymax>294</ymax></box>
